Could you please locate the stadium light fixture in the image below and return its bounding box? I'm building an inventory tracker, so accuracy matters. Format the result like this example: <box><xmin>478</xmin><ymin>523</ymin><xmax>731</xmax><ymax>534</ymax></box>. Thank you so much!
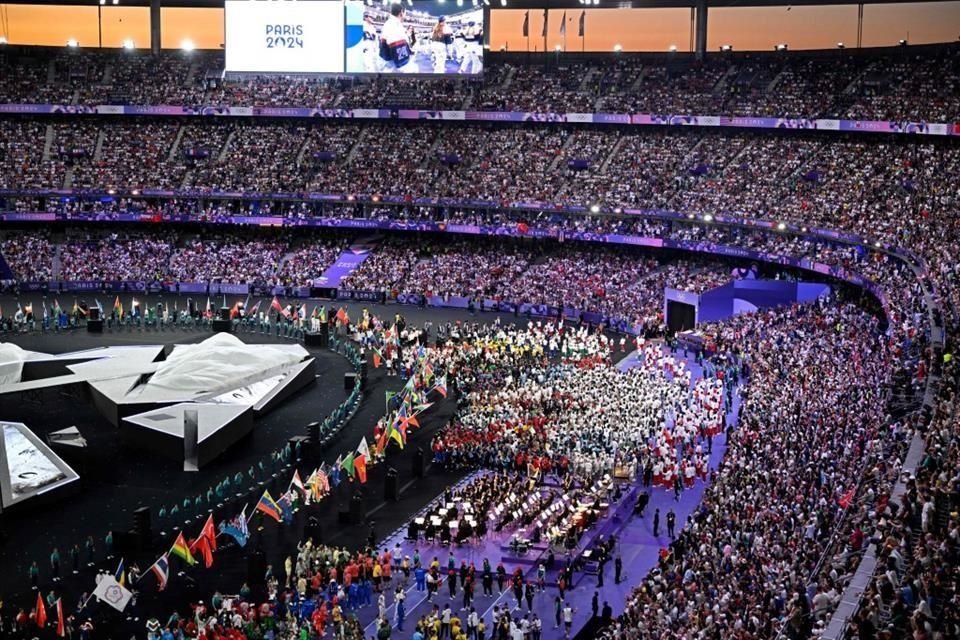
<box><xmin>800</xmin><ymin>226</ymin><xmax>808</xmax><ymax>233</ymax></box>
<box><xmin>113</xmin><ymin>0</ymin><xmax>119</xmax><ymax>4</ymax></box>
<box><xmin>836</xmin><ymin>42</ymin><xmax>845</xmax><ymax>49</ymax></box>
<box><xmin>874</xmin><ymin>241</ymin><xmax>882</xmax><ymax>248</ymax></box>
<box><xmin>457</xmin><ymin>0</ymin><xmax>463</xmax><ymax>6</ymax></box>
<box><xmin>554</xmin><ymin>44</ymin><xmax>562</xmax><ymax>51</ymax></box>
<box><xmin>122</xmin><ymin>38</ymin><xmax>135</xmax><ymax>50</ymax></box>
<box><xmin>593</xmin><ymin>0</ymin><xmax>599</xmax><ymax>5</ymax></box>
<box><xmin>776</xmin><ymin>222</ymin><xmax>786</xmax><ymax>231</ymax></box>
<box><xmin>775</xmin><ymin>43</ymin><xmax>788</xmax><ymax>51</ymax></box>
<box><xmin>0</xmin><ymin>36</ymin><xmax>7</xmax><ymax>45</ymax></box>
<box><xmin>687</xmin><ymin>213</ymin><xmax>695</xmax><ymax>219</ymax></box>
<box><xmin>180</xmin><ymin>39</ymin><xmax>195</xmax><ymax>52</ymax></box>
<box><xmin>613</xmin><ymin>207</ymin><xmax>623</xmax><ymax>214</ymax></box>
<box><xmin>668</xmin><ymin>44</ymin><xmax>678</xmax><ymax>52</ymax></box>
<box><xmin>720</xmin><ymin>44</ymin><xmax>733</xmax><ymax>52</ymax></box>
<box><xmin>99</xmin><ymin>0</ymin><xmax>105</xmax><ymax>4</ymax></box>
<box><xmin>131</xmin><ymin>189</ymin><xmax>140</xmax><ymax>196</ymax></box>
<box><xmin>703</xmin><ymin>213</ymin><xmax>713</xmax><ymax>222</ymax></box>
<box><xmin>590</xmin><ymin>204</ymin><xmax>600</xmax><ymax>214</ymax></box>
<box><xmin>66</xmin><ymin>39</ymin><xmax>79</xmax><ymax>48</ymax></box>
<box><xmin>613</xmin><ymin>44</ymin><xmax>622</xmax><ymax>52</ymax></box>
<box><xmin>899</xmin><ymin>39</ymin><xmax>908</xmax><ymax>46</ymax></box>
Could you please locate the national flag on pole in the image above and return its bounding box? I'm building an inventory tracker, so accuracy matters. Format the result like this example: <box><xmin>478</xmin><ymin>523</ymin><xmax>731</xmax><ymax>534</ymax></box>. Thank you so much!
<box><xmin>330</xmin><ymin>457</ymin><xmax>342</xmax><ymax>487</ymax></box>
<box><xmin>114</xmin><ymin>558</ymin><xmax>126</xmax><ymax>587</ymax></box>
<box><xmin>559</xmin><ymin>11</ymin><xmax>566</xmax><ymax>35</ymax></box>
<box><xmin>170</xmin><ymin>532</ymin><xmax>196</xmax><ymax>565</ymax></box>
<box><xmin>522</xmin><ymin>10</ymin><xmax>529</xmax><ymax>37</ymax></box>
<box><xmin>335</xmin><ymin>307</ymin><xmax>349</xmax><ymax>326</ymax></box>
<box><xmin>433</xmin><ymin>375</ymin><xmax>448</xmax><ymax>398</ymax></box>
<box><xmin>92</xmin><ymin>575</ymin><xmax>133</xmax><ymax>612</ymax></box>
<box><xmin>340</xmin><ymin>452</ymin><xmax>356</xmax><ymax>478</ymax></box>
<box><xmin>372</xmin><ymin>347</ymin><xmax>383</xmax><ymax>369</ymax></box>
<box><xmin>290</xmin><ymin>469</ymin><xmax>306</xmax><ymax>497</ymax></box>
<box><xmin>256</xmin><ymin>490</ymin><xmax>283</xmax><ymax>522</ymax></box>
<box><xmin>249</xmin><ymin>299</ymin><xmax>261</xmax><ymax>316</ymax></box>
<box><xmin>838</xmin><ymin>487</ymin><xmax>856</xmax><ymax>509</ymax></box>
<box><xmin>56</xmin><ymin>598</ymin><xmax>65</xmax><ymax>637</ymax></box>
<box><xmin>578</xmin><ymin>11</ymin><xmax>585</xmax><ymax>37</ymax></box>
<box><xmin>270</xmin><ymin>296</ymin><xmax>290</xmax><ymax>319</ymax></box>
<box><xmin>355</xmin><ymin>454</ymin><xmax>367</xmax><ymax>483</ymax></box>
<box><xmin>396</xmin><ymin>402</ymin><xmax>420</xmax><ymax>431</ymax></box>
<box><xmin>149</xmin><ymin>554</ymin><xmax>170</xmax><ymax>591</ymax></box>
<box><xmin>35</xmin><ymin>592</ymin><xmax>47</xmax><ymax>628</ymax></box>
<box><xmin>198</xmin><ymin>514</ymin><xmax>218</xmax><ymax>552</ymax></box>
<box><xmin>355</xmin><ymin>437</ymin><xmax>370</xmax><ymax>483</ymax></box>
<box><xmin>190</xmin><ymin>534</ymin><xmax>214</xmax><ymax>568</ymax></box>
<box><xmin>388</xmin><ymin>422</ymin><xmax>405</xmax><ymax>449</ymax></box>
<box><xmin>277</xmin><ymin>492</ymin><xmax>294</xmax><ymax>524</ymax></box>
<box><xmin>219</xmin><ymin>507</ymin><xmax>250</xmax><ymax>548</ymax></box>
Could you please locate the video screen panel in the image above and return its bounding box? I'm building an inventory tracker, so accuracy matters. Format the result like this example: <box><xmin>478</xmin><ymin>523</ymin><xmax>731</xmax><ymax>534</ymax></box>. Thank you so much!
<box><xmin>224</xmin><ymin>0</ymin><xmax>484</xmax><ymax>75</ymax></box>
<box><xmin>344</xmin><ymin>1</ymin><xmax>484</xmax><ymax>74</ymax></box>
<box><xmin>224</xmin><ymin>0</ymin><xmax>345</xmax><ymax>74</ymax></box>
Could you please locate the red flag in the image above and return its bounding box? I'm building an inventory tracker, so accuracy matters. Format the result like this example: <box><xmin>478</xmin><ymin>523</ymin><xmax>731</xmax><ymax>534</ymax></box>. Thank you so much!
<box><xmin>199</xmin><ymin>514</ymin><xmax>218</xmax><ymax>552</ymax></box>
<box><xmin>35</xmin><ymin>592</ymin><xmax>47</xmax><ymax>628</ymax></box>
<box><xmin>372</xmin><ymin>351</ymin><xmax>382</xmax><ymax>369</ymax></box>
<box><xmin>838</xmin><ymin>487</ymin><xmax>856</xmax><ymax>509</ymax></box>
<box><xmin>190</xmin><ymin>535</ymin><xmax>214</xmax><ymax>569</ymax></box>
<box><xmin>271</xmin><ymin>296</ymin><xmax>291</xmax><ymax>319</ymax></box>
<box><xmin>355</xmin><ymin>454</ymin><xmax>367</xmax><ymax>484</ymax></box>
<box><xmin>56</xmin><ymin>599</ymin><xmax>65</xmax><ymax>637</ymax></box>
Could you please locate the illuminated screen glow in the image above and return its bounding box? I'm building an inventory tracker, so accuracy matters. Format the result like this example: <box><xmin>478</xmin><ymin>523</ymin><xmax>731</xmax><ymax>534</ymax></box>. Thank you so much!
<box><xmin>224</xmin><ymin>0</ymin><xmax>484</xmax><ymax>75</ymax></box>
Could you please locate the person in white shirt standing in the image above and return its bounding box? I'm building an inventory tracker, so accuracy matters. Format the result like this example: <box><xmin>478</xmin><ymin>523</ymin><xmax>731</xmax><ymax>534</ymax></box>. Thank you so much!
<box><xmin>458</xmin><ymin>21</ymin><xmax>483</xmax><ymax>74</ymax></box>
<box><xmin>378</xmin><ymin>3</ymin><xmax>416</xmax><ymax>74</ymax></box>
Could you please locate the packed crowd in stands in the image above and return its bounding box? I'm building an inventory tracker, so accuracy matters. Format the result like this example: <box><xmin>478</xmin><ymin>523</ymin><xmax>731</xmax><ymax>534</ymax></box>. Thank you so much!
<box><xmin>168</xmin><ymin>233</ymin><xmax>289</xmax><ymax>286</ymax></box>
<box><xmin>2</xmin><ymin>45</ymin><xmax>960</xmax><ymax>120</ymax></box>
<box><xmin>0</xmin><ymin>232</ymin><xmax>53</xmax><ymax>282</ymax></box>
<box><xmin>58</xmin><ymin>230</ymin><xmax>175</xmax><ymax>282</ymax></box>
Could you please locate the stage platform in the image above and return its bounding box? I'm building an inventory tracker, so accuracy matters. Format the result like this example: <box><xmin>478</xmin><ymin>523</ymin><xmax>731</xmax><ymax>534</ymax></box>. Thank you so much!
<box><xmin>0</xmin><ymin>420</ymin><xmax>80</xmax><ymax>511</ymax></box>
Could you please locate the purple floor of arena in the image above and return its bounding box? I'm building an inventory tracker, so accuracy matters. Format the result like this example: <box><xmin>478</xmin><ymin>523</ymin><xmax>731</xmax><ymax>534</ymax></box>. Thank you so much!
<box><xmin>349</xmin><ymin>347</ymin><xmax>741</xmax><ymax>638</ymax></box>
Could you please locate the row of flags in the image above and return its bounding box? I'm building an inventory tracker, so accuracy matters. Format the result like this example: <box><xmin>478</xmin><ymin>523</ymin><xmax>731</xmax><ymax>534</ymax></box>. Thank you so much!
<box><xmin>522</xmin><ymin>10</ymin><xmax>585</xmax><ymax>38</ymax></box>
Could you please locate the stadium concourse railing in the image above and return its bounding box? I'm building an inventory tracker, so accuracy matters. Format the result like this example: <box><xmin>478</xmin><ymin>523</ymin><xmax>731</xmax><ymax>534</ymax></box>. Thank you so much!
<box><xmin>1</xmin><ymin>102</ymin><xmax>958</xmax><ymax>138</ymax></box>
<box><xmin>0</xmin><ymin>200</ymin><xmax>944</xmax><ymax>632</ymax></box>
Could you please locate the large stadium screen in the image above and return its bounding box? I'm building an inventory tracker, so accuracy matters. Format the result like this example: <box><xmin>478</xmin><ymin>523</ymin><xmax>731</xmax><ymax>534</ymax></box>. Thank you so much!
<box><xmin>225</xmin><ymin>0</ymin><xmax>345</xmax><ymax>74</ymax></box>
<box><xmin>225</xmin><ymin>0</ymin><xmax>484</xmax><ymax>76</ymax></box>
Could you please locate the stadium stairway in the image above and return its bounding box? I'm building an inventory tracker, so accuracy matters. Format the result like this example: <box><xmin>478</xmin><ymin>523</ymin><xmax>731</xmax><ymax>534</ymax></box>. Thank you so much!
<box><xmin>42</xmin><ymin>124</ymin><xmax>55</xmax><ymax>161</ymax></box>
<box><xmin>168</xmin><ymin>125</ymin><xmax>186</xmax><ymax>162</ymax></box>
<box><xmin>548</xmin><ymin>133</ymin><xmax>577</xmax><ymax>172</ymax></box>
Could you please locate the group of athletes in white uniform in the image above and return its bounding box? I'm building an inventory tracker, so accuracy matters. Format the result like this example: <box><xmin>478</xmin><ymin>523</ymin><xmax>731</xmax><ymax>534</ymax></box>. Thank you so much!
<box><xmin>361</xmin><ymin>4</ymin><xmax>483</xmax><ymax>74</ymax></box>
